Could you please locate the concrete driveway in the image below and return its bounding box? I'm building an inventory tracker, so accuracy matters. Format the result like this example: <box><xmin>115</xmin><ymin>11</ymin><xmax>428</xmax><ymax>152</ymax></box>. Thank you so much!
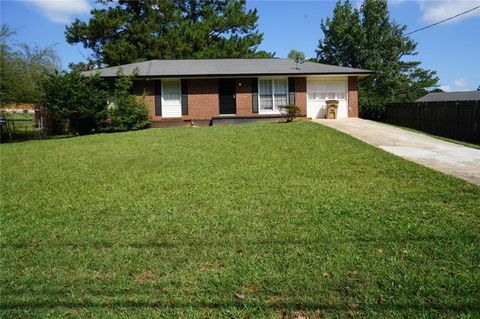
<box><xmin>314</xmin><ymin>118</ymin><xmax>480</xmax><ymax>185</ymax></box>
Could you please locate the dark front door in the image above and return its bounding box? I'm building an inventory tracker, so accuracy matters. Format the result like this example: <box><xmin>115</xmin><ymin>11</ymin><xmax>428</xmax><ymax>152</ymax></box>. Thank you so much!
<box><xmin>219</xmin><ymin>79</ymin><xmax>236</xmax><ymax>114</ymax></box>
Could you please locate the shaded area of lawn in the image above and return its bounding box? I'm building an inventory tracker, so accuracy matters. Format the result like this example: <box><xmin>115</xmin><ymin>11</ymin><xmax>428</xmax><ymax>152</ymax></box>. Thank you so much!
<box><xmin>0</xmin><ymin>113</ymin><xmax>40</xmax><ymax>142</ymax></box>
<box><xmin>1</xmin><ymin>122</ymin><xmax>479</xmax><ymax>318</ymax></box>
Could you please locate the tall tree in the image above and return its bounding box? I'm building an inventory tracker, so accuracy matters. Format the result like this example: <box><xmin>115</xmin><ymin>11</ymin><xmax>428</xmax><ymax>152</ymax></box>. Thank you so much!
<box><xmin>287</xmin><ymin>49</ymin><xmax>306</xmax><ymax>63</ymax></box>
<box><xmin>316</xmin><ymin>0</ymin><xmax>438</xmax><ymax>117</ymax></box>
<box><xmin>66</xmin><ymin>0</ymin><xmax>272</xmax><ymax>66</ymax></box>
<box><xmin>316</xmin><ymin>0</ymin><xmax>363</xmax><ymax>68</ymax></box>
<box><xmin>0</xmin><ymin>25</ymin><xmax>60</xmax><ymax>106</ymax></box>
<box><xmin>288</xmin><ymin>49</ymin><xmax>306</xmax><ymax>70</ymax></box>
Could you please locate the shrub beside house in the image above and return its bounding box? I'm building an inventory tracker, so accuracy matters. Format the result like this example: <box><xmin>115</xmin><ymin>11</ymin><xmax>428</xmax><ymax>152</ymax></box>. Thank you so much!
<box><xmin>41</xmin><ymin>71</ymin><xmax>150</xmax><ymax>135</ymax></box>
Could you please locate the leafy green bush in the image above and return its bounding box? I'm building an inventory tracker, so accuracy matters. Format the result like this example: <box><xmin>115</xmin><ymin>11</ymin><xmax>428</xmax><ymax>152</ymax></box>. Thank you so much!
<box><xmin>41</xmin><ymin>70</ymin><xmax>108</xmax><ymax>134</ymax></box>
<box><xmin>102</xmin><ymin>76</ymin><xmax>150</xmax><ymax>132</ymax></box>
<box><xmin>278</xmin><ymin>104</ymin><xmax>300</xmax><ymax>122</ymax></box>
<box><xmin>42</xmin><ymin>108</ymin><xmax>66</xmax><ymax>136</ymax></box>
<box><xmin>41</xmin><ymin>70</ymin><xmax>150</xmax><ymax>135</ymax></box>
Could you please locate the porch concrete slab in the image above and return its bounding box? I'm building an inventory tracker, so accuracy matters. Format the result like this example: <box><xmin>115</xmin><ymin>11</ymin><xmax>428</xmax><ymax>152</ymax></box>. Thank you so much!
<box><xmin>314</xmin><ymin>118</ymin><xmax>480</xmax><ymax>185</ymax></box>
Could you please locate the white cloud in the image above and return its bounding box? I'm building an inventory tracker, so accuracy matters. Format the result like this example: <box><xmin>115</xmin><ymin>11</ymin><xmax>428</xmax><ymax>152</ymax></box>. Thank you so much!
<box><xmin>440</xmin><ymin>79</ymin><xmax>471</xmax><ymax>92</ymax></box>
<box><xmin>23</xmin><ymin>0</ymin><xmax>91</xmax><ymax>23</ymax></box>
<box><xmin>418</xmin><ymin>0</ymin><xmax>480</xmax><ymax>23</ymax></box>
<box><xmin>453</xmin><ymin>78</ymin><xmax>469</xmax><ymax>90</ymax></box>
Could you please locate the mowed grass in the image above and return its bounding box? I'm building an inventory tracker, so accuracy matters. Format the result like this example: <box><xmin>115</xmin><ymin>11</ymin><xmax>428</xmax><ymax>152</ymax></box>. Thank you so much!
<box><xmin>1</xmin><ymin>122</ymin><xmax>479</xmax><ymax>318</ymax></box>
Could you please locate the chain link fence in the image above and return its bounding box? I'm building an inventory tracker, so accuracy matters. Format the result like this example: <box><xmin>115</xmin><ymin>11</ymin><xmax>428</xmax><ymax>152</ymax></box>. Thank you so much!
<box><xmin>0</xmin><ymin>111</ymin><xmax>44</xmax><ymax>143</ymax></box>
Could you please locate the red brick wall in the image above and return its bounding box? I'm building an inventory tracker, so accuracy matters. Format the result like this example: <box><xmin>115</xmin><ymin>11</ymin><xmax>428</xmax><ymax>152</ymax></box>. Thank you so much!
<box><xmin>135</xmin><ymin>77</ymin><xmax>308</xmax><ymax>121</ymax></box>
<box><xmin>294</xmin><ymin>77</ymin><xmax>307</xmax><ymax>116</ymax></box>
<box><xmin>186</xmin><ymin>79</ymin><xmax>219</xmax><ymax>120</ymax></box>
<box><xmin>133</xmin><ymin>80</ymin><xmax>158</xmax><ymax>121</ymax></box>
<box><xmin>134</xmin><ymin>79</ymin><xmax>219</xmax><ymax>121</ymax></box>
<box><xmin>235</xmin><ymin>78</ymin><xmax>253</xmax><ymax>116</ymax></box>
<box><xmin>348</xmin><ymin>76</ymin><xmax>359</xmax><ymax>118</ymax></box>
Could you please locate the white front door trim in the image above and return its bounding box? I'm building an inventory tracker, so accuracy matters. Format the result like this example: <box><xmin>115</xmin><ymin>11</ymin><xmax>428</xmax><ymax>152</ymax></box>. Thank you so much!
<box><xmin>161</xmin><ymin>79</ymin><xmax>182</xmax><ymax>118</ymax></box>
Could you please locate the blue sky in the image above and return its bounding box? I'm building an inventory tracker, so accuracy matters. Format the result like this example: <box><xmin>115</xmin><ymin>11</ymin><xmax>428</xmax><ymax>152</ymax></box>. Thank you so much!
<box><xmin>1</xmin><ymin>0</ymin><xmax>479</xmax><ymax>91</ymax></box>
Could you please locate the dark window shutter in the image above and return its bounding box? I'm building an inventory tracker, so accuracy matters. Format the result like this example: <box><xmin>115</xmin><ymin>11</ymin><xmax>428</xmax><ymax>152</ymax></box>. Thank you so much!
<box><xmin>288</xmin><ymin>77</ymin><xmax>295</xmax><ymax>105</ymax></box>
<box><xmin>181</xmin><ymin>79</ymin><xmax>188</xmax><ymax>115</ymax></box>
<box><xmin>251</xmin><ymin>78</ymin><xmax>258</xmax><ymax>113</ymax></box>
<box><xmin>154</xmin><ymin>80</ymin><xmax>162</xmax><ymax>116</ymax></box>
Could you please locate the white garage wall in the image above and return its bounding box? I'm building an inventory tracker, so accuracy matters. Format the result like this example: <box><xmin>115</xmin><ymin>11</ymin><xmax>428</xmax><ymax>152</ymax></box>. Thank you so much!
<box><xmin>307</xmin><ymin>77</ymin><xmax>348</xmax><ymax>119</ymax></box>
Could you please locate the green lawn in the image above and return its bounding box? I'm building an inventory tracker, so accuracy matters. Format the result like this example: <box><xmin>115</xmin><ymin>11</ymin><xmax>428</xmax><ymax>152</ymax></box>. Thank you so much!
<box><xmin>1</xmin><ymin>122</ymin><xmax>479</xmax><ymax>318</ymax></box>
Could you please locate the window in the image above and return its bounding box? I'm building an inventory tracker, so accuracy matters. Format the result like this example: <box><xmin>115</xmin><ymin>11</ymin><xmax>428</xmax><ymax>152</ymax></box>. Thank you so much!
<box><xmin>307</xmin><ymin>91</ymin><xmax>346</xmax><ymax>101</ymax></box>
<box><xmin>307</xmin><ymin>81</ymin><xmax>346</xmax><ymax>101</ymax></box>
<box><xmin>274</xmin><ymin>79</ymin><xmax>288</xmax><ymax>107</ymax></box>
<box><xmin>258</xmin><ymin>78</ymin><xmax>288</xmax><ymax>113</ymax></box>
<box><xmin>259</xmin><ymin>79</ymin><xmax>273</xmax><ymax>111</ymax></box>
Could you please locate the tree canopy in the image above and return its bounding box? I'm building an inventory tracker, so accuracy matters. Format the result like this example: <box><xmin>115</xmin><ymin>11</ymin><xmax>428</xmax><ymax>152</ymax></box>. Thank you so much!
<box><xmin>316</xmin><ymin>0</ymin><xmax>438</xmax><ymax>117</ymax></box>
<box><xmin>287</xmin><ymin>49</ymin><xmax>306</xmax><ymax>63</ymax></box>
<box><xmin>0</xmin><ymin>25</ymin><xmax>60</xmax><ymax>106</ymax></box>
<box><xmin>66</xmin><ymin>0</ymin><xmax>272</xmax><ymax>66</ymax></box>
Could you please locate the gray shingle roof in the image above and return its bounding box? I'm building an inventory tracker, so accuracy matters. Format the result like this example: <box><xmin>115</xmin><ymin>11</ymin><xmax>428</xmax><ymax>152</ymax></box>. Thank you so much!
<box><xmin>416</xmin><ymin>91</ymin><xmax>480</xmax><ymax>102</ymax></box>
<box><xmin>82</xmin><ymin>58</ymin><xmax>372</xmax><ymax>78</ymax></box>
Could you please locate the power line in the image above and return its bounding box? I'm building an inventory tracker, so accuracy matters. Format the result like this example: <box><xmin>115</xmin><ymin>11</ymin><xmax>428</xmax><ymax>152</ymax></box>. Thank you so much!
<box><xmin>405</xmin><ymin>5</ymin><xmax>480</xmax><ymax>35</ymax></box>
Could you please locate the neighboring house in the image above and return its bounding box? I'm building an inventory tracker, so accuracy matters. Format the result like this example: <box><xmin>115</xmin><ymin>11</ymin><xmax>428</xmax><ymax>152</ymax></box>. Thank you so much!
<box><xmin>84</xmin><ymin>59</ymin><xmax>371</xmax><ymax>125</ymax></box>
<box><xmin>416</xmin><ymin>91</ymin><xmax>480</xmax><ymax>102</ymax></box>
<box><xmin>1</xmin><ymin>103</ymin><xmax>36</xmax><ymax>114</ymax></box>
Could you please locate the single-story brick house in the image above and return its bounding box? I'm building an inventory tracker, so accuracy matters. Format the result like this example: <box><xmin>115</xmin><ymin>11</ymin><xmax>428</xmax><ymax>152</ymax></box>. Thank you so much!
<box><xmin>84</xmin><ymin>59</ymin><xmax>371</xmax><ymax>125</ymax></box>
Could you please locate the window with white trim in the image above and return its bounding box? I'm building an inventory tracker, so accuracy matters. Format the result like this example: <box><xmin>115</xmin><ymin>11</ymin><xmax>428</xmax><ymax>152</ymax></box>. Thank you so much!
<box><xmin>308</xmin><ymin>91</ymin><xmax>346</xmax><ymax>101</ymax></box>
<box><xmin>307</xmin><ymin>81</ymin><xmax>346</xmax><ymax>101</ymax></box>
<box><xmin>258</xmin><ymin>78</ymin><xmax>288</xmax><ymax>113</ymax></box>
